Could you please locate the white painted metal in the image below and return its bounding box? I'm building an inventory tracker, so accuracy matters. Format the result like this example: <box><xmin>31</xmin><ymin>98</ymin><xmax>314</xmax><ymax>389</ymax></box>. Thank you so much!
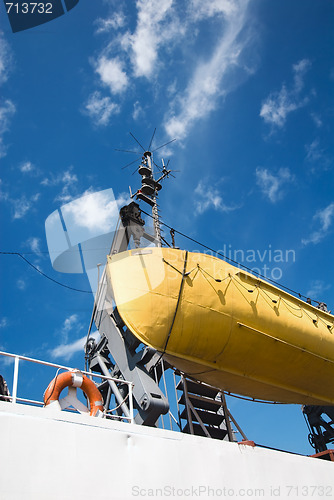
<box><xmin>0</xmin><ymin>401</ymin><xmax>333</xmax><ymax>500</ymax></box>
<box><xmin>0</xmin><ymin>351</ymin><xmax>134</xmax><ymax>422</ymax></box>
<box><xmin>11</xmin><ymin>356</ymin><xmax>19</xmax><ymax>403</ymax></box>
<box><xmin>128</xmin><ymin>382</ymin><xmax>134</xmax><ymax>424</ymax></box>
<box><xmin>59</xmin><ymin>387</ymin><xmax>90</xmax><ymax>413</ymax></box>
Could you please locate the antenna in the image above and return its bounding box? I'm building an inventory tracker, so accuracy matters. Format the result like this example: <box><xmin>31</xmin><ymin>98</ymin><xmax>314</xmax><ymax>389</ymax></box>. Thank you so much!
<box><xmin>115</xmin><ymin>131</ymin><xmax>177</xmax><ymax>246</ymax></box>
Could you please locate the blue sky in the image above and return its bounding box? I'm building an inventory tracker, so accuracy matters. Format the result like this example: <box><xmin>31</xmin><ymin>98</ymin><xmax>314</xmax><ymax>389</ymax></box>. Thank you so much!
<box><xmin>0</xmin><ymin>0</ymin><xmax>333</xmax><ymax>455</ymax></box>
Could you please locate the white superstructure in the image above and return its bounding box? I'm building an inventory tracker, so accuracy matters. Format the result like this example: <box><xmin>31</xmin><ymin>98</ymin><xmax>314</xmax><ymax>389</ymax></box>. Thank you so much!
<box><xmin>1</xmin><ymin>399</ymin><xmax>333</xmax><ymax>500</ymax></box>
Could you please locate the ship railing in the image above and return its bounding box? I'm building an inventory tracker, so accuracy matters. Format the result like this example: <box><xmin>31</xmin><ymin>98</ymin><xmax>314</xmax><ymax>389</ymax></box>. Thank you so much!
<box><xmin>0</xmin><ymin>350</ymin><xmax>134</xmax><ymax>424</ymax></box>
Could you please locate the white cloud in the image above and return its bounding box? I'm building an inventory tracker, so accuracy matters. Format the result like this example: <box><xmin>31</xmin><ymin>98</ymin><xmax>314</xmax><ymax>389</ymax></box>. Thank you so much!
<box><xmin>0</xmin><ymin>32</ymin><xmax>12</xmax><ymax>85</ymax></box>
<box><xmin>194</xmin><ymin>180</ymin><xmax>239</xmax><ymax>215</ymax></box>
<box><xmin>55</xmin><ymin>314</ymin><xmax>82</xmax><ymax>345</ymax></box>
<box><xmin>86</xmin><ymin>0</ymin><xmax>255</xmax><ymax>135</ymax></box>
<box><xmin>302</xmin><ymin>202</ymin><xmax>334</xmax><ymax>245</ymax></box>
<box><xmin>306</xmin><ymin>280</ymin><xmax>330</xmax><ymax>301</ymax></box>
<box><xmin>0</xmin><ymin>178</ymin><xmax>41</xmax><ymax>219</ymax></box>
<box><xmin>189</xmin><ymin>0</ymin><xmax>240</xmax><ymax>20</ymax></box>
<box><xmin>305</xmin><ymin>139</ymin><xmax>322</xmax><ymax>163</ymax></box>
<box><xmin>0</xmin><ymin>318</ymin><xmax>8</xmax><ymax>329</ymax></box>
<box><xmin>260</xmin><ymin>59</ymin><xmax>311</xmax><ymax>128</ymax></box>
<box><xmin>17</xmin><ymin>279</ymin><xmax>26</xmax><ymax>290</ymax></box>
<box><xmin>311</xmin><ymin>113</ymin><xmax>322</xmax><ymax>128</ymax></box>
<box><xmin>19</xmin><ymin>161</ymin><xmax>35</xmax><ymax>173</ymax></box>
<box><xmin>12</xmin><ymin>193</ymin><xmax>40</xmax><ymax>219</ymax></box>
<box><xmin>0</xmin><ymin>178</ymin><xmax>8</xmax><ymax>201</ymax></box>
<box><xmin>95</xmin><ymin>12</ymin><xmax>126</xmax><ymax>34</ymax></box>
<box><xmin>164</xmin><ymin>1</ymin><xmax>252</xmax><ymax>139</ymax></box>
<box><xmin>61</xmin><ymin>189</ymin><xmax>129</xmax><ymax>234</ymax></box>
<box><xmin>41</xmin><ymin>169</ymin><xmax>77</xmax><ymax>187</ymax></box>
<box><xmin>41</xmin><ymin>167</ymin><xmax>78</xmax><ymax>203</ymax></box>
<box><xmin>292</xmin><ymin>59</ymin><xmax>311</xmax><ymax>92</ymax></box>
<box><xmin>304</xmin><ymin>139</ymin><xmax>330</xmax><ymax>171</ymax></box>
<box><xmin>0</xmin><ymin>34</ymin><xmax>14</xmax><ymax>158</ymax></box>
<box><xmin>50</xmin><ymin>331</ymin><xmax>100</xmax><ymax>361</ymax></box>
<box><xmin>0</xmin><ymin>99</ymin><xmax>16</xmax><ymax>158</ymax></box>
<box><xmin>125</xmin><ymin>0</ymin><xmax>177</xmax><ymax>79</ymax></box>
<box><xmin>84</xmin><ymin>91</ymin><xmax>120</xmax><ymax>126</ymax></box>
<box><xmin>256</xmin><ymin>167</ymin><xmax>293</xmax><ymax>203</ymax></box>
<box><xmin>132</xmin><ymin>100</ymin><xmax>143</xmax><ymax>121</ymax></box>
<box><xmin>26</xmin><ymin>237</ymin><xmax>41</xmax><ymax>254</ymax></box>
<box><xmin>95</xmin><ymin>56</ymin><xmax>129</xmax><ymax>94</ymax></box>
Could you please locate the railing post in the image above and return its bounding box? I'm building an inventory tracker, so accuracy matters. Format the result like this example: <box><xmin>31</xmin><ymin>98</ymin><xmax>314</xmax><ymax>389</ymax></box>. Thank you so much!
<box><xmin>128</xmin><ymin>383</ymin><xmax>134</xmax><ymax>424</ymax></box>
<box><xmin>12</xmin><ymin>356</ymin><xmax>20</xmax><ymax>403</ymax></box>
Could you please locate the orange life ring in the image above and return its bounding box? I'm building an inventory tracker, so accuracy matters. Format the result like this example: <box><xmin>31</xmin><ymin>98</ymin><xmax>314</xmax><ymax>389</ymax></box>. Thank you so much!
<box><xmin>44</xmin><ymin>370</ymin><xmax>104</xmax><ymax>416</ymax></box>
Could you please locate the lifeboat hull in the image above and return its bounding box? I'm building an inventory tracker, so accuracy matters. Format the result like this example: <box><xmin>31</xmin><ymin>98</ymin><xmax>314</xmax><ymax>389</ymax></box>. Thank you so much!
<box><xmin>106</xmin><ymin>247</ymin><xmax>334</xmax><ymax>405</ymax></box>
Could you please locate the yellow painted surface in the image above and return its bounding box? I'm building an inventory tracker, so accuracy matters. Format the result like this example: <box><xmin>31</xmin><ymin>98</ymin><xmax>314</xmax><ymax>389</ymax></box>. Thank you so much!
<box><xmin>106</xmin><ymin>247</ymin><xmax>334</xmax><ymax>404</ymax></box>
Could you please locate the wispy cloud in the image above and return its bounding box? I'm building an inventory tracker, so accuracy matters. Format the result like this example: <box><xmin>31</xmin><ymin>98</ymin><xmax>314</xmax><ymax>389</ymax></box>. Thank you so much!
<box><xmin>124</xmin><ymin>0</ymin><xmax>179</xmax><ymax>79</ymax></box>
<box><xmin>305</xmin><ymin>139</ymin><xmax>323</xmax><ymax>162</ymax></box>
<box><xmin>302</xmin><ymin>202</ymin><xmax>334</xmax><ymax>245</ymax></box>
<box><xmin>41</xmin><ymin>167</ymin><xmax>78</xmax><ymax>202</ymax></box>
<box><xmin>94</xmin><ymin>12</ymin><xmax>126</xmax><ymax>34</ymax></box>
<box><xmin>50</xmin><ymin>329</ymin><xmax>100</xmax><ymax>362</ymax></box>
<box><xmin>0</xmin><ymin>177</ymin><xmax>40</xmax><ymax>219</ymax></box>
<box><xmin>0</xmin><ymin>99</ymin><xmax>16</xmax><ymax>158</ymax></box>
<box><xmin>0</xmin><ymin>33</ymin><xmax>15</xmax><ymax>158</ymax></box>
<box><xmin>311</xmin><ymin>113</ymin><xmax>322</xmax><ymax>128</ymax></box>
<box><xmin>26</xmin><ymin>237</ymin><xmax>42</xmax><ymax>254</ymax></box>
<box><xmin>56</xmin><ymin>314</ymin><xmax>82</xmax><ymax>345</ymax></box>
<box><xmin>164</xmin><ymin>1</ymin><xmax>252</xmax><ymax>139</ymax></box>
<box><xmin>86</xmin><ymin>0</ymin><xmax>254</xmax><ymax>140</ymax></box>
<box><xmin>84</xmin><ymin>91</ymin><xmax>120</xmax><ymax>126</ymax></box>
<box><xmin>305</xmin><ymin>139</ymin><xmax>330</xmax><ymax>170</ymax></box>
<box><xmin>0</xmin><ymin>317</ymin><xmax>8</xmax><ymax>329</ymax></box>
<box><xmin>189</xmin><ymin>0</ymin><xmax>240</xmax><ymax>20</ymax></box>
<box><xmin>19</xmin><ymin>161</ymin><xmax>36</xmax><ymax>174</ymax></box>
<box><xmin>256</xmin><ymin>167</ymin><xmax>293</xmax><ymax>203</ymax></box>
<box><xmin>50</xmin><ymin>336</ymin><xmax>87</xmax><ymax>361</ymax></box>
<box><xmin>132</xmin><ymin>100</ymin><xmax>144</xmax><ymax>121</ymax></box>
<box><xmin>0</xmin><ymin>32</ymin><xmax>13</xmax><ymax>85</ymax></box>
<box><xmin>194</xmin><ymin>180</ymin><xmax>239</xmax><ymax>215</ymax></box>
<box><xmin>306</xmin><ymin>280</ymin><xmax>331</xmax><ymax>301</ymax></box>
<box><xmin>17</xmin><ymin>279</ymin><xmax>26</xmax><ymax>290</ymax></box>
<box><xmin>260</xmin><ymin>59</ymin><xmax>311</xmax><ymax>128</ymax></box>
<box><xmin>12</xmin><ymin>193</ymin><xmax>40</xmax><ymax>219</ymax></box>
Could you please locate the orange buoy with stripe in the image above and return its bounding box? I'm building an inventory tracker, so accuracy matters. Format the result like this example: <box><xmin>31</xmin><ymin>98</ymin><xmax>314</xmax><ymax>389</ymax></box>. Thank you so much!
<box><xmin>44</xmin><ymin>370</ymin><xmax>104</xmax><ymax>416</ymax></box>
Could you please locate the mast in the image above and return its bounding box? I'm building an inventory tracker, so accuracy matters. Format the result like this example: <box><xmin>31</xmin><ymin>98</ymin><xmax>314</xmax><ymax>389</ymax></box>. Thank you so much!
<box><xmin>133</xmin><ymin>150</ymin><xmax>171</xmax><ymax>247</ymax></box>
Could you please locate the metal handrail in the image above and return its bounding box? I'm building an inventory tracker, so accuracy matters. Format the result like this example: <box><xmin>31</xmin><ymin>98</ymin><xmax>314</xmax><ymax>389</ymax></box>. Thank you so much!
<box><xmin>0</xmin><ymin>350</ymin><xmax>134</xmax><ymax>423</ymax></box>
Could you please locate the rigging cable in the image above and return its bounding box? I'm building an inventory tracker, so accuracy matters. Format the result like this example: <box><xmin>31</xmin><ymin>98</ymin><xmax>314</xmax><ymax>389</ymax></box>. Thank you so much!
<box><xmin>0</xmin><ymin>252</ymin><xmax>91</xmax><ymax>294</ymax></box>
<box><xmin>139</xmin><ymin>208</ymin><xmax>316</xmax><ymax>303</ymax></box>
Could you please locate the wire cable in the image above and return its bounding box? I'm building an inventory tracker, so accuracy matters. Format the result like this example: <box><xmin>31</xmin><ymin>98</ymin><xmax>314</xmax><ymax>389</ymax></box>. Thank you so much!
<box><xmin>139</xmin><ymin>208</ymin><xmax>318</xmax><ymax>303</ymax></box>
<box><xmin>0</xmin><ymin>252</ymin><xmax>91</xmax><ymax>293</ymax></box>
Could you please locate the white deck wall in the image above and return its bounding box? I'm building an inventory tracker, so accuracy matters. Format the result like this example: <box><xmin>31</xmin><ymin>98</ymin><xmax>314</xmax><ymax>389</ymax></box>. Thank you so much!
<box><xmin>0</xmin><ymin>401</ymin><xmax>333</xmax><ymax>500</ymax></box>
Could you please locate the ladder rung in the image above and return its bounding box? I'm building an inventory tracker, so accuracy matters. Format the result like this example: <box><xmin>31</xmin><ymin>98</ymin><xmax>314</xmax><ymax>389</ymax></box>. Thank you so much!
<box><xmin>180</xmin><ymin>408</ymin><xmax>224</xmax><ymax>427</ymax></box>
<box><xmin>182</xmin><ymin>423</ymin><xmax>228</xmax><ymax>440</ymax></box>
<box><xmin>178</xmin><ymin>393</ymin><xmax>223</xmax><ymax>411</ymax></box>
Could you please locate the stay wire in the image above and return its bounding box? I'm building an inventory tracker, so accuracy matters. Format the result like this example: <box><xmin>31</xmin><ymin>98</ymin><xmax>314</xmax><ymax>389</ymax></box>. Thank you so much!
<box><xmin>139</xmin><ymin>208</ymin><xmax>311</xmax><ymax>302</ymax></box>
<box><xmin>0</xmin><ymin>252</ymin><xmax>91</xmax><ymax>294</ymax></box>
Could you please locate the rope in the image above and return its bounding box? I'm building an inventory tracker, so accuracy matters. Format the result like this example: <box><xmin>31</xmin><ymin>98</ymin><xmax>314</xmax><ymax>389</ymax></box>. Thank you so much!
<box><xmin>151</xmin><ymin>251</ymin><xmax>188</xmax><ymax>370</ymax></box>
<box><xmin>139</xmin><ymin>208</ymin><xmax>319</xmax><ymax>304</ymax></box>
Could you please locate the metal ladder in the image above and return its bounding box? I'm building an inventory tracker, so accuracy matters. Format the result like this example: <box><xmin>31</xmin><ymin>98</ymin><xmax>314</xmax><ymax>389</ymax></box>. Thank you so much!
<box><xmin>176</xmin><ymin>374</ymin><xmax>246</xmax><ymax>441</ymax></box>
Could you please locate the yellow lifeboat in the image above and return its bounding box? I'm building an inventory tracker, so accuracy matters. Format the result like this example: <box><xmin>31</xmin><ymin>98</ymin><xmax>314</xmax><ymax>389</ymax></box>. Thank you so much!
<box><xmin>106</xmin><ymin>247</ymin><xmax>334</xmax><ymax>405</ymax></box>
